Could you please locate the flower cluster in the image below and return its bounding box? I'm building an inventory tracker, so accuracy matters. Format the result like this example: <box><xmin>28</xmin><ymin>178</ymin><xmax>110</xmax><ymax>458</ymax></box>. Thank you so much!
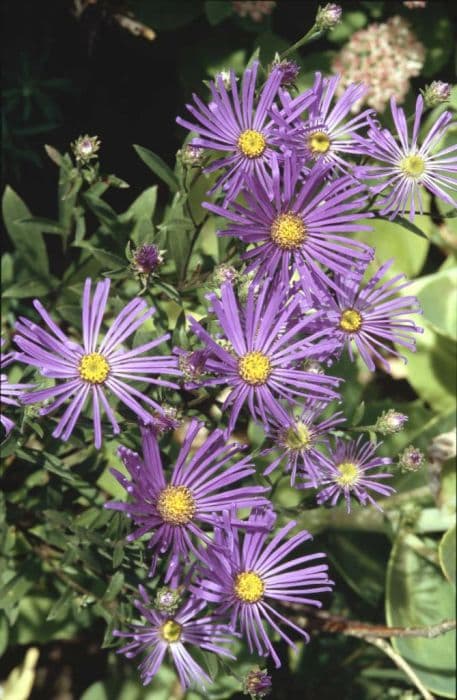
<box><xmin>232</xmin><ymin>1</ymin><xmax>276</xmax><ymax>22</ymax></box>
<box><xmin>3</xmin><ymin>38</ymin><xmax>454</xmax><ymax>693</ymax></box>
<box><xmin>332</xmin><ymin>16</ymin><xmax>425</xmax><ymax>112</ymax></box>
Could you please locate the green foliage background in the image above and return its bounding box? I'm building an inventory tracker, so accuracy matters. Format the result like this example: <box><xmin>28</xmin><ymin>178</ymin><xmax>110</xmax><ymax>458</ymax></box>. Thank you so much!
<box><xmin>1</xmin><ymin>1</ymin><xmax>456</xmax><ymax>698</ymax></box>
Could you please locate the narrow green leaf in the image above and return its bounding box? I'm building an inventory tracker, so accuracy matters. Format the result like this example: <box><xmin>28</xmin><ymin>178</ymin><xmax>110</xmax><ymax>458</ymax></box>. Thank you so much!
<box><xmin>133</xmin><ymin>144</ymin><xmax>179</xmax><ymax>192</ymax></box>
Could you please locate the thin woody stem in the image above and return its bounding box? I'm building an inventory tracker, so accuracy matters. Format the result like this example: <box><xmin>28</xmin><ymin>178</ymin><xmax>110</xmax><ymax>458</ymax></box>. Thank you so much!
<box><xmin>365</xmin><ymin>637</ymin><xmax>434</xmax><ymax>700</ymax></box>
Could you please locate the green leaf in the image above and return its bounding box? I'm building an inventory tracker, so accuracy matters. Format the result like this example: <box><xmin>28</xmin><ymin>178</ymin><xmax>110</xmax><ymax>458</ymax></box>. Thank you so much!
<box><xmin>386</xmin><ymin>534</ymin><xmax>456</xmax><ymax>697</ymax></box>
<box><xmin>205</xmin><ymin>0</ymin><xmax>232</xmax><ymax>24</ymax></box>
<box><xmin>2</xmin><ymin>186</ymin><xmax>49</xmax><ymax>276</ymax></box>
<box><xmin>397</xmin><ymin>323</ymin><xmax>456</xmax><ymax>413</ymax></box>
<box><xmin>327</xmin><ymin>532</ymin><xmax>388</xmax><ymax>605</ymax></box>
<box><xmin>19</xmin><ymin>216</ymin><xmax>67</xmax><ymax>235</ymax></box>
<box><xmin>439</xmin><ymin>525</ymin><xmax>456</xmax><ymax>587</ymax></box>
<box><xmin>327</xmin><ymin>11</ymin><xmax>367</xmax><ymax>42</ymax></box>
<box><xmin>103</xmin><ymin>572</ymin><xmax>124</xmax><ymax>602</ymax></box>
<box><xmin>73</xmin><ymin>242</ymin><xmax>126</xmax><ymax>270</ymax></box>
<box><xmin>3</xmin><ymin>279</ymin><xmax>52</xmax><ymax>298</ymax></box>
<box><xmin>44</xmin><ymin>144</ymin><xmax>63</xmax><ymax>166</ymax></box>
<box><xmin>133</xmin><ymin>145</ymin><xmax>179</xmax><ymax>192</ymax></box>
<box><xmin>356</xmin><ymin>217</ymin><xmax>430</xmax><ymax>279</ymax></box>
<box><xmin>408</xmin><ymin>269</ymin><xmax>457</xmax><ymax>341</ymax></box>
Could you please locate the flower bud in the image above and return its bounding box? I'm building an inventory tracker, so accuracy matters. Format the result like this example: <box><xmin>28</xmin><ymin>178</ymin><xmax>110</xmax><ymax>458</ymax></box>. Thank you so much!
<box><xmin>133</xmin><ymin>244</ymin><xmax>164</xmax><ymax>275</ymax></box>
<box><xmin>243</xmin><ymin>666</ymin><xmax>272</xmax><ymax>698</ymax></box>
<box><xmin>398</xmin><ymin>445</ymin><xmax>425</xmax><ymax>472</ymax></box>
<box><xmin>375</xmin><ymin>409</ymin><xmax>408</xmax><ymax>435</ymax></box>
<box><xmin>72</xmin><ymin>134</ymin><xmax>101</xmax><ymax>164</ymax></box>
<box><xmin>270</xmin><ymin>53</ymin><xmax>300</xmax><ymax>86</ymax></box>
<box><xmin>216</xmin><ymin>69</ymin><xmax>233</xmax><ymax>90</ymax></box>
<box><xmin>210</xmin><ymin>264</ymin><xmax>239</xmax><ymax>288</ymax></box>
<box><xmin>315</xmin><ymin>3</ymin><xmax>342</xmax><ymax>30</ymax></box>
<box><xmin>179</xmin><ymin>143</ymin><xmax>205</xmax><ymax>167</ymax></box>
<box><xmin>154</xmin><ymin>587</ymin><xmax>181</xmax><ymax>614</ymax></box>
<box><xmin>421</xmin><ymin>81</ymin><xmax>451</xmax><ymax>108</ymax></box>
<box><xmin>178</xmin><ymin>349</ymin><xmax>209</xmax><ymax>382</ymax></box>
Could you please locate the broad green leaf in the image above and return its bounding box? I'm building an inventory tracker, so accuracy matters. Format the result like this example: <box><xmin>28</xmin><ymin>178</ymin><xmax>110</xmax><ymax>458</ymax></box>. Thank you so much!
<box><xmin>2</xmin><ymin>186</ymin><xmax>49</xmax><ymax>276</ymax></box>
<box><xmin>386</xmin><ymin>534</ymin><xmax>456</xmax><ymax>697</ymax></box>
<box><xmin>356</xmin><ymin>217</ymin><xmax>430</xmax><ymax>279</ymax></box>
<box><xmin>407</xmin><ymin>268</ymin><xmax>457</xmax><ymax>341</ymax></box>
<box><xmin>439</xmin><ymin>525</ymin><xmax>456</xmax><ymax>587</ymax></box>
<box><xmin>397</xmin><ymin>323</ymin><xmax>456</xmax><ymax>412</ymax></box>
<box><xmin>133</xmin><ymin>144</ymin><xmax>179</xmax><ymax>192</ymax></box>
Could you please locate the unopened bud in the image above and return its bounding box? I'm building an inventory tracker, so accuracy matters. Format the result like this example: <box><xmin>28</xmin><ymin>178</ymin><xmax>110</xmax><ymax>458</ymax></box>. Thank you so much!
<box><xmin>179</xmin><ymin>143</ymin><xmax>205</xmax><ymax>167</ymax></box>
<box><xmin>270</xmin><ymin>53</ymin><xmax>300</xmax><ymax>86</ymax></box>
<box><xmin>375</xmin><ymin>409</ymin><xmax>408</xmax><ymax>435</ymax></box>
<box><xmin>210</xmin><ymin>264</ymin><xmax>239</xmax><ymax>288</ymax></box>
<box><xmin>243</xmin><ymin>666</ymin><xmax>272</xmax><ymax>698</ymax></box>
<box><xmin>315</xmin><ymin>3</ymin><xmax>342</xmax><ymax>30</ymax></box>
<box><xmin>421</xmin><ymin>81</ymin><xmax>451</xmax><ymax>108</ymax></box>
<box><xmin>133</xmin><ymin>244</ymin><xmax>164</xmax><ymax>275</ymax></box>
<box><xmin>154</xmin><ymin>587</ymin><xmax>181</xmax><ymax>614</ymax></box>
<box><xmin>178</xmin><ymin>349</ymin><xmax>209</xmax><ymax>381</ymax></box>
<box><xmin>398</xmin><ymin>445</ymin><xmax>425</xmax><ymax>472</ymax></box>
<box><xmin>216</xmin><ymin>69</ymin><xmax>234</xmax><ymax>90</ymax></box>
<box><xmin>72</xmin><ymin>134</ymin><xmax>101</xmax><ymax>164</ymax></box>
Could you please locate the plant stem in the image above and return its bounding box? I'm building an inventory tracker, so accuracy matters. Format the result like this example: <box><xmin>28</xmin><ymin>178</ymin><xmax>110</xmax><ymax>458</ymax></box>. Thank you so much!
<box><xmin>280</xmin><ymin>27</ymin><xmax>322</xmax><ymax>59</ymax></box>
<box><xmin>365</xmin><ymin>637</ymin><xmax>434</xmax><ymax>700</ymax></box>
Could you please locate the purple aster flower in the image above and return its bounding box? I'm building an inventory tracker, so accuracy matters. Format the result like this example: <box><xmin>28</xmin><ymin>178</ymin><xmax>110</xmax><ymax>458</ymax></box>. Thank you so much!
<box><xmin>188</xmin><ymin>281</ymin><xmax>341</xmax><ymax>432</ymax></box>
<box><xmin>319</xmin><ymin>259</ymin><xmax>423</xmax><ymax>372</ymax></box>
<box><xmin>204</xmin><ymin>156</ymin><xmax>373</xmax><ymax>288</ymax></box>
<box><xmin>261</xmin><ymin>403</ymin><xmax>344</xmax><ymax>486</ymax></box>
<box><xmin>14</xmin><ymin>278</ymin><xmax>180</xmax><ymax>448</ymax></box>
<box><xmin>193</xmin><ymin>509</ymin><xmax>333</xmax><ymax>668</ymax></box>
<box><xmin>1</xmin><ymin>338</ymin><xmax>34</xmax><ymax>436</ymax></box>
<box><xmin>272</xmin><ymin>73</ymin><xmax>373</xmax><ymax>173</ymax></box>
<box><xmin>115</xmin><ymin>586</ymin><xmax>235</xmax><ymax>688</ymax></box>
<box><xmin>309</xmin><ymin>437</ymin><xmax>395</xmax><ymax>512</ymax></box>
<box><xmin>176</xmin><ymin>61</ymin><xmax>287</xmax><ymax>203</ymax></box>
<box><xmin>106</xmin><ymin>419</ymin><xmax>270</xmax><ymax>580</ymax></box>
<box><xmin>356</xmin><ymin>95</ymin><xmax>457</xmax><ymax>220</ymax></box>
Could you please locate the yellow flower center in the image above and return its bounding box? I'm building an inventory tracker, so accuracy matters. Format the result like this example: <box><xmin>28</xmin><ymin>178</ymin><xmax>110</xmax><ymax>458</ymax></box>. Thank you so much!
<box><xmin>336</xmin><ymin>461</ymin><xmax>360</xmax><ymax>487</ymax></box>
<box><xmin>307</xmin><ymin>130</ymin><xmax>331</xmax><ymax>155</ymax></box>
<box><xmin>156</xmin><ymin>485</ymin><xmax>196</xmax><ymax>525</ymax></box>
<box><xmin>238</xmin><ymin>351</ymin><xmax>272</xmax><ymax>386</ymax></box>
<box><xmin>339</xmin><ymin>309</ymin><xmax>362</xmax><ymax>333</ymax></box>
<box><xmin>160</xmin><ymin>619</ymin><xmax>182</xmax><ymax>643</ymax></box>
<box><xmin>234</xmin><ymin>571</ymin><xmax>265</xmax><ymax>603</ymax></box>
<box><xmin>270</xmin><ymin>212</ymin><xmax>306</xmax><ymax>250</ymax></box>
<box><xmin>237</xmin><ymin>129</ymin><xmax>267</xmax><ymax>158</ymax></box>
<box><xmin>78</xmin><ymin>352</ymin><xmax>110</xmax><ymax>384</ymax></box>
<box><xmin>400</xmin><ymin>154</ymin><xmax>426</xmax><ymax>178</ymax></box>
<box><xmin>284</xmin><ymin>422</ymin><xmax>311</xmax><ymax>450</ymax></box>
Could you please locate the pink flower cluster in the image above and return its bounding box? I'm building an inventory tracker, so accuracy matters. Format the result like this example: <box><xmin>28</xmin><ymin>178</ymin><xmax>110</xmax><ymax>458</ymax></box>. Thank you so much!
<box><xmin>332</xmin><ymin>16</ymin><xmax>425</xmax><ymax>112</ymax></box>
<box><xmin>232</xmin><ymin>0</ymin><xmax>276</xmax><ymax>22</ymax></box>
